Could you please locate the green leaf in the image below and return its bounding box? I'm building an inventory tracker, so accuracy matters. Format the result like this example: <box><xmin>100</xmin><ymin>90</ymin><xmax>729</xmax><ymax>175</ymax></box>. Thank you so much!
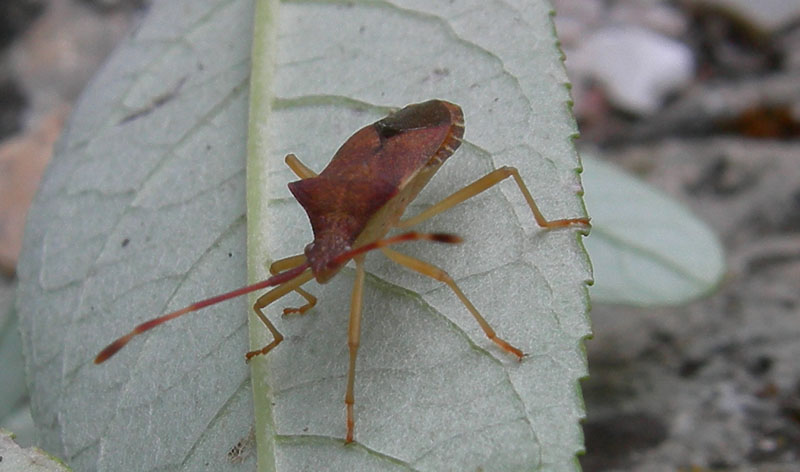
<box><xmin>0</xmin><ymin>429</ymin><xmax>72</xmax><ymax>472</ymax></box>
<box><xmin>16</xmin><ymin>0</ymin><xmax>591</xmax><ymax>470</ymax></box>
<box><xmin>0</xmin><ymin>292</ymin><xmax>37</xmax><ymax>447</ymax></box>
<box><xmin>582</xmin><ymin>155</ymin><xmax>725</xmax><ymax>305</ymax></box>
<box><xmin>0</xmin><ymin>287</ymin><xmax>27</xmax><ymax>425</ymax></box>
<box><xmin>18</xmin><ymin>1</ymin><xmax>255</xmax><ymax>470</ymax></box>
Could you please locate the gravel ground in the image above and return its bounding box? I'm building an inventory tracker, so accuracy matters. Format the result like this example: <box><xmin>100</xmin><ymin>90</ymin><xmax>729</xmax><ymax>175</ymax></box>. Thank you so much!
<box><xmin>1</xmin><ymin>1</ymin><xmax>798</xmax><ymax>470</ymax></box>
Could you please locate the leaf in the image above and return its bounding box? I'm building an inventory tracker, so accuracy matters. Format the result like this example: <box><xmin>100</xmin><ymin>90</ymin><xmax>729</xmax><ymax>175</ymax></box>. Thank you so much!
<box><xmin>0</xmin><ymin>429</ymin><xmax>72</xmax><ymax>472</ymax></box>
<box><xmin>16</xmin><ymin>0</ymin><xmax>591</xmax><ymax>471</ymax></box>
<box><xmin>0</xmin><ymin>287</ymin><xmax>27</xmax><ymax>425</ymax></box>
<box><xmin>17</xmin><ymin>1</ymin><xmax>255</xmax><ymax>470</ymax></box>
<box><xmin>246</xmin><ymin>0</ymin><xmax>590</xmax><ymax>470</ymax></box>
<box><xmin>582</xmin><ymin>155</ymin><xmax>725</xmax><ymax>305</ymax></box>
<box><xmin>0</xmin><ymin>294</ymin><xmax>37</xmax><ymax>447</ymax></box>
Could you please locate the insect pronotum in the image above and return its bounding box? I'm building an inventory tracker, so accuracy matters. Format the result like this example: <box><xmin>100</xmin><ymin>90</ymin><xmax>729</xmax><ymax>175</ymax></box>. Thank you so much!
<box><xmin>95</xmin><ymin>99</ymin><xmax>590</xmax><ymax>443</ymax></box>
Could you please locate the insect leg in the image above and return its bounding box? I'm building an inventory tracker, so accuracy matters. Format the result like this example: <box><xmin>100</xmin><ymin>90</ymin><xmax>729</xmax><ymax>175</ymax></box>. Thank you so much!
<box><xmin>284</xmin><ymin>154</ymin><xmax>318</xmax><ymax>179</ymax></box>
<box><xmin>397</xmin><ymin>166</ymin><xmax>590</xmax><ymax>230</ymax></box>
<box><xmin>381</xmin><ymin>247</ymin><xmax>523</xmax><ymax>359</ymax></box>
<box><xmin>345</xmin><ymin>256</ymin><xmax>366</xmax><ymax>443</ymax></box>
<box><xmin>245</xmin><ymin>269</ymin><xmax>315</xmax><ymax>361</ymax></box>
<box><xmin>269</xmin><ymin>254</ymin><xmax>317</xmax><ymax>315</ymax></box>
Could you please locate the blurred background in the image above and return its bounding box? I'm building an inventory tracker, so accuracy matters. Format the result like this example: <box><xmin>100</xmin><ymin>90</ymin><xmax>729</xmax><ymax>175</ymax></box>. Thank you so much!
<box><xmin>1</xmin><ymin>0</ymin><xmax>798</xmax><ymax>470</ymax></box>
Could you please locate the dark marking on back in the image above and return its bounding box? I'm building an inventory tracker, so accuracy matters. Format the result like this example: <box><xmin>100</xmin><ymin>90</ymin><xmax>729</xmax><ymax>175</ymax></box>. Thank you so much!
<box><xmin>374</xmin><ymin>100</ymin><xmax>451</xmax><ymax>141</ymax></box>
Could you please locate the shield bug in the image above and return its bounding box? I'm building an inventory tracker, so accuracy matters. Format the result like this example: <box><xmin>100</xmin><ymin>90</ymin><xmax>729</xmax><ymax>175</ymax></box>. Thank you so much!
<box><xmin>95</xmin><ymin>99</ymin><xmax>590</xmax><ymax>443</ymax></box>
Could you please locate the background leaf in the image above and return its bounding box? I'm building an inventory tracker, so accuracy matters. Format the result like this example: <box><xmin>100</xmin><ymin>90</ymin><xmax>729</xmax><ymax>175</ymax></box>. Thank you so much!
<box><xmin>0</xmin><ymin>289</ymin><xmax>25</xmax><ymax>423</ymax></box>
<box><xmin>18</xmin><ymin>1</ymin><xmax>254</xmax><ymax>470</ymax></box>
<box><xmin>582</xmin><ymin>155</ymin><xmax>725</xmax><ymax>305</ymax></box>
<box><xmin>0</xmin><ymin>429</ymin><xmax>72</xmax><ymax>472</ymax></box>
<box><xmin>16</xmin><ymin>0</ymin><xmax>591</xmax><ymax>470</ymax></box>
<box><xmin>0</xmin><ymin>286</ymin><xmax>36</xmax><ymax>446</ymax></box>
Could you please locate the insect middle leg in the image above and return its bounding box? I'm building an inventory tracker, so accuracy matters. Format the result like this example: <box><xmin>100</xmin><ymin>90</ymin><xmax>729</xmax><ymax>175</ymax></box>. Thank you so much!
<box><xmin>397</xmin><ymin>166</ymin><xmax>590</xmax><ymax>230</ymax></box>
<box><xmin>269</xmin><ymin>254</ymin><xmax>317</xmax><ymax>315</ymax></box>
<box><xmin>381</xmin><ymin>247</ymin><xmax>523</xmax><ymax>359</ymax></box>
<box><xmin>245</xmin><ymin>269</ymin><xmax>314</xmax><ymax>361</ymax></box>
<box><xmin>345</xmin><ymin>255</ymin><xmax>366</xmax><ymax>443</ymax></box>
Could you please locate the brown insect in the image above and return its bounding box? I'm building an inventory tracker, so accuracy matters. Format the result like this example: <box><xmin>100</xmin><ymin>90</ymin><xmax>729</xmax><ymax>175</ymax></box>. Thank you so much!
<box><xmin>95</xmin><ymin>99</ymin><xmax>589</xmax><ymax>443</ymax></box>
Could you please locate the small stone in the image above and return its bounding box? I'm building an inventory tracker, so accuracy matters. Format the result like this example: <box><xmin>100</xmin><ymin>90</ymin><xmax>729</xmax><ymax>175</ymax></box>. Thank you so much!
<box><xmin>568</xmin><ymin>26</ymin><xmax>695</xmax><ymax>115</ymax></box>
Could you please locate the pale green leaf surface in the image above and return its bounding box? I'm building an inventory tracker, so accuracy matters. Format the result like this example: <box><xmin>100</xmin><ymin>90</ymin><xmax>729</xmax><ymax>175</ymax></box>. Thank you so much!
<box><xmin>248</xmin><ymin>0</ymin><xmax>590</xmax><ymax>470</ymax></box>
<box><xmin>16</xmin><ymin>0</ymin><xmax>591</xmax><ymax>471</ymax></box>
<box><xmin>17</xmin><ymin>1</ymin><xmax>255</xmax><ymax>470</ymax></box>
<box><xmin>582</xmin><ymin>155</ymin><xmax>725</xmax><ymax>305</ymax></box>
<box><xmin>0</xmin><ymin>289</ymin><xmax>27</xmax><ymax>424</ymax></box>
<box><xmin>0</xmin><ymin>429</ymin><xmax>72</xmax><ymax>472</ymax></box>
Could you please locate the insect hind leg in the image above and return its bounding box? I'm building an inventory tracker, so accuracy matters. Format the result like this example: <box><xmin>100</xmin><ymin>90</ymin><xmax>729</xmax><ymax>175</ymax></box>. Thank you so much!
<box><xmin>397</xmin><ymin>166</ymin><xmax>590</xmax><ymax>230</ymax></box>
<box><xmin>380</xmin><ymin>247</ymin><xmax>523</xmax><ymax>359</ymax></box>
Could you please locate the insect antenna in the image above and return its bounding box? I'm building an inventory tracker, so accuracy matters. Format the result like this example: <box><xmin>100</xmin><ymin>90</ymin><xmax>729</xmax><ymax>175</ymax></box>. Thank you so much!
<box><xmin>331</xmin><ymin>231</ymin><xmax>462</xmax><ymax>266</ymax></box>
<box><xmin>94</xmin><ymin>261</ymin><xmax>311</xmax><ymax>364</ymax></box>
<box><xmin>95</xmin><ymin>232</ymin><xmax>458</xmax><ymax>364</ymax></box>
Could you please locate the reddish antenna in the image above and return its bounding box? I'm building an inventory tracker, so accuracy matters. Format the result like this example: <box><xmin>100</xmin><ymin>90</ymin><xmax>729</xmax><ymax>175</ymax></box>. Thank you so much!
<box><xmin>94</xmin><ymin>231</ymin><xmax>459</xmax><ymax>364</ymax></box>
<box><xmin>331</xmin><ymin>232</ymin><xmax>461</xmax><ymax>266</ymax></box>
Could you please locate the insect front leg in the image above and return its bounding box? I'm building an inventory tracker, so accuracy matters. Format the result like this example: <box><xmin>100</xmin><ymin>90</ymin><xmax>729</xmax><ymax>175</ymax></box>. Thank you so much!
<box><xmin>345</xmin><ymin>256</ymin><xmax>366</xmax><ymax>443</ymax></box>
<box><xmin>397</xmin><ymin>166</ymin><xmax>590</xmax><ymax>230</ymax></box>
<box><xmin>269</xmin><ymin>254</ymin><xmax>317</xmax><ymax>315</ymax></box>
<box><xmin>381</xmin><ymin>247</ymin><xmax>523</xmax><ymax>359</ymax></box>
<box><xmin>245</xmin><ymin>269</ymin><xmax>314</xmax><ymax>361</ymax></box>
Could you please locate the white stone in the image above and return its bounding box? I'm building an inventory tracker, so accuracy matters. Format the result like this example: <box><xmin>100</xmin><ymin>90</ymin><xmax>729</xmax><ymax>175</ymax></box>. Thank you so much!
<box><xmin>568</xmin><ymin>26</ymin><xmax>694</xmax><ymax>115</ymax></box>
